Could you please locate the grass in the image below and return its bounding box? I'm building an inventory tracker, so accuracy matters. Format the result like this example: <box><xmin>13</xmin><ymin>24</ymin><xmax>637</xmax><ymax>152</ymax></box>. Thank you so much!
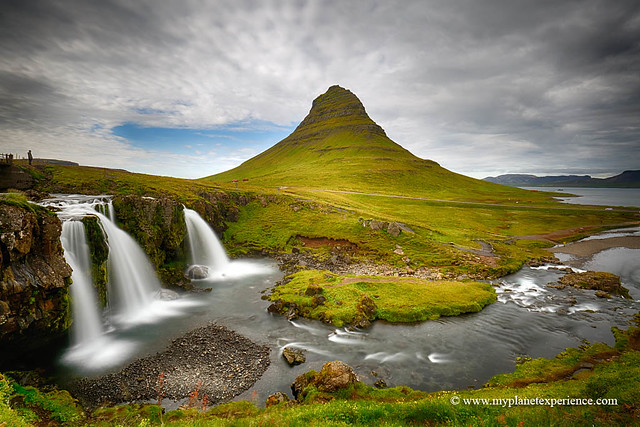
<box><xmin>0</xmin><ymin>192</ymin><xmax>53</xmax><ymax>216</ymax></box>
<box><xmin>268</xmin><ymin>270</ymin><xmax>497</xmax><ymax>327</ymax></box>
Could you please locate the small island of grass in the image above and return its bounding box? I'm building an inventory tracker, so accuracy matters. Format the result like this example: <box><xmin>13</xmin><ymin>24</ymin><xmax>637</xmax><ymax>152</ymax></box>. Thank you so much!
<box><xmin>268</xmin><ymin>270</ymin><xmax>497</xmax><ymax>327</ymax></box>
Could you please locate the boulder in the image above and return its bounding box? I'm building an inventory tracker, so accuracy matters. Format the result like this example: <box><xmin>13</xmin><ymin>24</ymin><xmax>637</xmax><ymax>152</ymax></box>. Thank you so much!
<box><xmin>265</xmin><ymin>392</ymin><xmax>290</xmax><ymax>407</ymax></box>
<box><xmin>187</xmin><ymin>265</ymin><xmax>209</xmax><ymax>279</ymax></box>
<box><xmin>387</xmin><ymin>222</ymin><xmax>402</xmax><ymax>237</ymax></box>
<box><xmin>369</xmin><ymin>220</ymin><xmax>388</xmax><ymax>231</ymax></box>
<box><xmin>282</xmin><ymin>347</ymin><xmax>306</xmax><ymax>366</ymax></box>
<box><xmin>291</xmin><ymin>361</ymin><xmax>359</xmax><ymax>401</ymax></box>
<box><xmin>315</xmin><ymin>361</ymin><xmax>358</xmax><ymax>393</ymax></box>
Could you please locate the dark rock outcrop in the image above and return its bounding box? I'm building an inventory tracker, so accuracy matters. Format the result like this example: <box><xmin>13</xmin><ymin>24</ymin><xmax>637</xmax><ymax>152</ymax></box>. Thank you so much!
<box><xmin>0</xmin><ymin>203</ymin><xmax>71</xmax><ymax>361</ymax></box>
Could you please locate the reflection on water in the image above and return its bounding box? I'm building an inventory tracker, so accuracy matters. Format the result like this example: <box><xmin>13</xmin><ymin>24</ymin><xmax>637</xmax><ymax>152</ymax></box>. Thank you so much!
<box><xmin>584</xmin><ymin>247</ymin><xmax>640</xmax><ymax>300</ymax></box>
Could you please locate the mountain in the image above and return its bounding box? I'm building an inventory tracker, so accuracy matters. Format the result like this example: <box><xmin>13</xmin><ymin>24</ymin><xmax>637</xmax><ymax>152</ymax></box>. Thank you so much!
<box><xmin>204</xmin><ymin>86</ymin><xmax>547</xmax><ymax>202</ymax></box>
<box><xmin>484</xmin><ymin>171</ymin><xmax>640</xmax><ymax>188</ymax></box>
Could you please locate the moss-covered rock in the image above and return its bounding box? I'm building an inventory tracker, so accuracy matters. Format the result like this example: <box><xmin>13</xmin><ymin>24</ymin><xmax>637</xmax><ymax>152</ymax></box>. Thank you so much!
<box><xmin>559</xmin><ymin>271</ymin><xmax>631</xmax><ymax>299</ymax></box>
<box><xmin>112</xmin><ymin>196</ymin><xmax>188</xmax><ymax>287</ymax></box>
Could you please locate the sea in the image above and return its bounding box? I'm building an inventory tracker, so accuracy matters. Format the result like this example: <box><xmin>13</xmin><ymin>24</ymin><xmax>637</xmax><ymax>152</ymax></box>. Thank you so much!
<box><xmin>523</xmin><ymin>187</ymin><xmax>640</xmax><ymax>208</ymax></box>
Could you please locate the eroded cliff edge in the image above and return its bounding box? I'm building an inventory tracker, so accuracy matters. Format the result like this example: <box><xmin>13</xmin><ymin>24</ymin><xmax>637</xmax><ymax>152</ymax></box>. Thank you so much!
<box><xmin>0</xmin><ymin>202</ymin><xmax>71</xmax><ymax>362</ymax></box>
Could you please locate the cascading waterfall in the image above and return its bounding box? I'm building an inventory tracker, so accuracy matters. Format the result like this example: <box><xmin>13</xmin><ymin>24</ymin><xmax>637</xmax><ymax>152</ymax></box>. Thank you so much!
<box><xmin>60</xmin><ymin>220</ymin><xmax>104</xmax><ymax>346</ymax></box>
<box><xmin>93</xmin><ymin>211</ymin><xmax>162</xmax><ymax>323</ymax></box>
<box><xmin>183</xmin><ymin>208</ymin><xmax>229</xmax><ymax>277</ymax></box>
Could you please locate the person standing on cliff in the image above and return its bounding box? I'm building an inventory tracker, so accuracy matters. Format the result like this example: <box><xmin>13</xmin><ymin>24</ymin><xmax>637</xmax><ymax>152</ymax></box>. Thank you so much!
<box><xmin>28</xmin><ymin>150</ymin><xmax>33</xmax><ymax>165</ymax></box>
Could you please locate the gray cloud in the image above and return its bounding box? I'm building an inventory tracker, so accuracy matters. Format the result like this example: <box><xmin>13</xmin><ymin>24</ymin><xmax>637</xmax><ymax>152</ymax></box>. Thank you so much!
<box><xmin>0</xmin><ymin>0</ymin><xmax>638</xmax><ymax>179</ymax></box>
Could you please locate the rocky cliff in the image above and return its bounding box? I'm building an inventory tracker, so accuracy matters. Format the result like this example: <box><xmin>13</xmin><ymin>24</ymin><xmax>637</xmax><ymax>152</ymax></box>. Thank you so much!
<box><xmin>0</xmin><ymin>202</ymin><xmax>71</xmax><ymax>362</ymax></box>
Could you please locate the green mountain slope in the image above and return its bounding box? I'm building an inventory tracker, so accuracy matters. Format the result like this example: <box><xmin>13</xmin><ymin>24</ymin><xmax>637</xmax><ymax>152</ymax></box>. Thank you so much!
<box><xmin>204</xmin><ymin>86</ymin><xmax>554</xmax><ymax>203</ymax></box>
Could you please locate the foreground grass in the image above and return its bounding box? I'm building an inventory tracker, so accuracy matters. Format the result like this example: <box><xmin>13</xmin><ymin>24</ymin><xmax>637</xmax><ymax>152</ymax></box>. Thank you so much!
<box><xmin>268</xmin><ymin>270</ymin><xmax>497</xmax><ymax>327</ymax></box>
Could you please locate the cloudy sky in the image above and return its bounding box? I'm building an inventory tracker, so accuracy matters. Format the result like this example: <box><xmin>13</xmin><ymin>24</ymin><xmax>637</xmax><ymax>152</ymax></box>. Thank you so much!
<box><xmin>1</xmin><ymin>0</ymin><xmax>639</xmax><ymax>179</ymax></box>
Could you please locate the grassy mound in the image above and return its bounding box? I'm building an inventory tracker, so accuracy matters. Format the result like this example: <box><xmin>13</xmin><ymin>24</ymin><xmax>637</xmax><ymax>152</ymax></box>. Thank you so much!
<box><xmin>268</xmin><ymin>270</ymin><xmax>497</xmax><ymax>327</ymax></box>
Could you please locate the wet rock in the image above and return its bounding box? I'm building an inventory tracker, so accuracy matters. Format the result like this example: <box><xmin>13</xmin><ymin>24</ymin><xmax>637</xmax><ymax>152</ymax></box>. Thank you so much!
<box><xmin>187</xmin><ymin>265</ymin><xmax>209</xmax><ymax>280</ymax></box>
<box><xmin>282</xmin><ymin>347</ymin><xmax>306</xmax><ymax>366</ymax></box>
<box><xmin>285</xmin><ymin>306</ymin><xmax>299</xmax><ymax>321</ymax></box>
<box><xmin>595</xmin><ymin>290</ymin><xmax>611</xmax><ymax>299</ymax></box>
<box><xmin>267</xmin><ymin>299</ymin><xmax>284</xmax><ymax>314</ymax></box>
<box><xmin>156</xmin><ymin>289</ymin><xmax>180</xmax><ymax>301</ymax></box>
<box><xmin>266</xmin><ymin>392</ymin><xmax>290</xmax><ymax>407</ymax></box>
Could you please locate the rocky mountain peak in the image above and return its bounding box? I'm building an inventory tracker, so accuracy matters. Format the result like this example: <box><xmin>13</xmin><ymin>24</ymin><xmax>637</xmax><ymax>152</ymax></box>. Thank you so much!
<box><xmin>291</xmin><ymin>85</ymin><xmax>386</xmax><ymax>138</ymax></box>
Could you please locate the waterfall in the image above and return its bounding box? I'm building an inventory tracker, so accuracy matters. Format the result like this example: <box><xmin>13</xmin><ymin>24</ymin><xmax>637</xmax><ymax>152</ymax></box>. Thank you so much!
<box><xmin>183</xmin><ymin>208</ymin><xmax>229</xmax><ymax>277</ymax></box>
<box><xmin>94</xmin><ymin>211</ymin><xmax>162</xmax><ymax>322</ymax></box>
<box><xmin>96</xmin><ymin>200</ymin><xmax>115</xmax><ymax>222</ymax></box>
<box><xmin>60</xmin><ymin>221</ymin><xmax>104</xmax><ymax>346</ymax></box>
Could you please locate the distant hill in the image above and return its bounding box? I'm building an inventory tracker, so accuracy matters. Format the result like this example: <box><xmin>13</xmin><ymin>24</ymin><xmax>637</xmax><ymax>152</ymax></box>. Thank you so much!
<box><xmin>484</xmin><ymin>171</ymin><xmax>640</xmax><ymax>188</ymax></box>
<box><xmin>204</xmin><ymin>86</ymin><xmax>548</xmax><ymax>203</ymax></box>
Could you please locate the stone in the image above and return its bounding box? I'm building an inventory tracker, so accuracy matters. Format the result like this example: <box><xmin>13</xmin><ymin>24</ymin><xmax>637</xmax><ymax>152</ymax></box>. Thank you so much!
<box><xmin>157</xmin><ymin>289</ymin><xmax>180</xmax><ymax>301</ymax></box>
<box><xmin>387</xmin><ymin>222</ymin><xmax>401</xmax><ymax>237</ymax></box>
<box><xmin>290</xmin><ymin>361</ymin><xmax>359</xmax><ymax>401</ymax></box>
<box><xmin>369</xmin><ymin>220</ymin><xmax>387</xmax><ymax>231</ymax></box>
<box><xmin>266</xmin><ymin>391</ymin><xmax>290</xmax><ymax>407</ymax></box>
<box><xmin>315</xmin><ymin>361</ymin><xmax>358</xmax><ymax>393</ymax></box>
<box><xmin>305</xmin><ymin>285</ymin><xmax>323</xmax><ymax>296</ymax></box>
<box><xmin>282</xmin><ymin>347</ymin><xmax>306</xmax><ymax>366</ymax></box>
<box><xmin>187</xmin><ymin>265</ymin><xmax>209</xmax><ymax>279</ymax></box>
<box><xmin>374</xmin><ymin>378</ymin><xmax>387</xmax><ymax>388</ymax></box>
<box><xmin>311</xmin><ymin>294</ymin><xmax>327</xmax><ymax>307</ymax></box>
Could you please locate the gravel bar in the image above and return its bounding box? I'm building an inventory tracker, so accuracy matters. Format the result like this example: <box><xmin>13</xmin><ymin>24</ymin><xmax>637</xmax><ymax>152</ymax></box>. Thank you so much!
<box><xmin>70</xmin><ymin>323</ymin><xmax>270</xmax><ymax>410</ymax></box>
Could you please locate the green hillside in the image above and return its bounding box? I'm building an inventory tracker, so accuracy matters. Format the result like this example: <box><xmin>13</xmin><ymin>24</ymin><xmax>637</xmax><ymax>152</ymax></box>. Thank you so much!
<box><xmin>204</xmin><ymin>86</ymin><xmax>554</xmax><ymax>204</ymax></box>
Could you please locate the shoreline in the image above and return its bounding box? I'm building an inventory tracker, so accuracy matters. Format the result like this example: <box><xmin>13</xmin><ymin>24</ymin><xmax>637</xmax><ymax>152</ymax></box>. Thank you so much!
<box><xmin>550</xmin><ymin>235</ymin><xmax>640</xmax><ymax>258</ymax></box>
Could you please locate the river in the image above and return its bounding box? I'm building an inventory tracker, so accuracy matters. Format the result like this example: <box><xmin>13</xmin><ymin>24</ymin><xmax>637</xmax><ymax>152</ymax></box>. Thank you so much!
<box><xmin>50</xmin><ymin>190</ymin><xmax>639</xmax><ymax>407</ymax></box>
